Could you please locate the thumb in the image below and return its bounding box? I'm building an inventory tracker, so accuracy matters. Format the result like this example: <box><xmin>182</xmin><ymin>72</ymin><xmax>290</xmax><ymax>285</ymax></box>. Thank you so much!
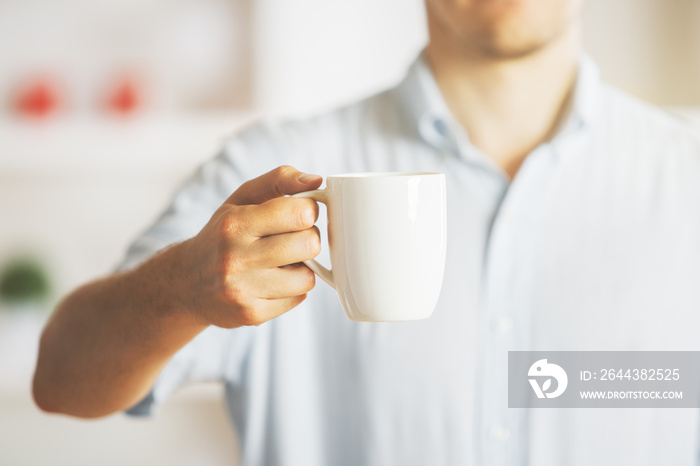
<box><xmin>226</xmin><ymin>165</ymin><xmax>323</xmax><ymax>206</ymax></box>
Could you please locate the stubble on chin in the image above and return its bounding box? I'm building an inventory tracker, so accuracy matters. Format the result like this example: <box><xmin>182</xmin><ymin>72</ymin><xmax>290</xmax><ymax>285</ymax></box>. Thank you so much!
<box><xmin>427</xmin><ymin>0</ymin><xmax>579</xmax><ymax>61</ymax></box>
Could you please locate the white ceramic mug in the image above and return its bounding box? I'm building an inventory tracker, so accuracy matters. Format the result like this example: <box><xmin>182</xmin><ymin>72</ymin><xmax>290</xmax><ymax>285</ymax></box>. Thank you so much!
<box><xmin>293</xmin><ymin>172</ymin><xmax>446</xmax><ymax>322</ymax></box>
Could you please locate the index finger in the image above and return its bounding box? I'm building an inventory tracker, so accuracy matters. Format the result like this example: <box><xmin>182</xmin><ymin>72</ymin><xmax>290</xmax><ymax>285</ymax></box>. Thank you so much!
<box><xmin>243</xmin><ymin>196</ymin><xmax>319</xmax><ymax>238</ymax></box>
<box><xmin>227</xmin><ymin>166</ymin><xmax>323</xmax><ymax>206</ymax></box>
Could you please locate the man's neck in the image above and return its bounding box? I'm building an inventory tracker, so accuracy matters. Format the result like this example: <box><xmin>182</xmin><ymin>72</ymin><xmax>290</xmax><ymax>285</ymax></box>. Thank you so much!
<box><xmin>425</xmin><ymin>22</ymin><xmax>580</xmax><ymax>179</ymax></box>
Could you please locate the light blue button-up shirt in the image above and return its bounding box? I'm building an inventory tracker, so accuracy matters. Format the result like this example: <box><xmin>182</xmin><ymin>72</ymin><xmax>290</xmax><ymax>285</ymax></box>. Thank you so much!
<box><xmin>123</xmin><ymin>52</ymin><xmax>700</xmax><ymax>466</ymax></box>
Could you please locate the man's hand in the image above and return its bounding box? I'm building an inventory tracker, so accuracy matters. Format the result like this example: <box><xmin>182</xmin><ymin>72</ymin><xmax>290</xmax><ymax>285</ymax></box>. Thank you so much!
<box><xmin>33</xmin><ymin>165</ymin><xmax>323</xmax><ymax>418</ymax></box>
<box><xmin>177</xmin><ymin>165</ymin><xmax>323</xmax><ymax>328</ymax></box>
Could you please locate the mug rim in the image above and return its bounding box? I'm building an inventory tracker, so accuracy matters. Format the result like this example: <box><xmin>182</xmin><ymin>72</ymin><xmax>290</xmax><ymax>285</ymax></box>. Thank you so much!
<box><xmin>327</xmin><ymin>171</ymin><xmax>444</xmax><ymax>179</ymax></box>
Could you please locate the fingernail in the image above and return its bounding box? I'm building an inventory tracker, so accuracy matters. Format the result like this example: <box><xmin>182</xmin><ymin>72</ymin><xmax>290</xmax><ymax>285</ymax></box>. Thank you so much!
<box><xmin>298</xmin><ymin>173</ymin><xmax>321</xmax><ymax>183</ymax></box>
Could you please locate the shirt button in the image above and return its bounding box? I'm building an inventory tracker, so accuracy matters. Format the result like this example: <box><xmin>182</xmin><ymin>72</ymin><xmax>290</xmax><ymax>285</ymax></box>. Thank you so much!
<box><xmin>489</xmin><ymin>425</ymin><xmax>511</xmax><ymax>441</ymax></box>
<box><xmin>492</xmin><ymin>317</ymin><xmax>513</xmax><ymax>332</ymax></box>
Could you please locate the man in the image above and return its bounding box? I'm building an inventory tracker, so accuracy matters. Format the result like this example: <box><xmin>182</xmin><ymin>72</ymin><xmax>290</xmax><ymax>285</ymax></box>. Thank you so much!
<box><xmin>33</xmin><ymin>0</ymin><xmax>700</xmax><ymax>464</ymax></box>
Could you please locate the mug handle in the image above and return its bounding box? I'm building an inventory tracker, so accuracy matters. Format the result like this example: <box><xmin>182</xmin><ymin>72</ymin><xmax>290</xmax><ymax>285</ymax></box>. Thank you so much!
<box><xmin>290</xmin><ymin>189</ymin><xmax>335</xmax><ymax>289</ymax></box>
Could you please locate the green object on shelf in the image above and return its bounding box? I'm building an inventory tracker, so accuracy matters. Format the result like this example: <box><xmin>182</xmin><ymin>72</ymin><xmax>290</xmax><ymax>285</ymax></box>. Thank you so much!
<box><xmin>0</xmin><ymin>258</ymin><xmax>51</xmax><ymax>306</ymax></box>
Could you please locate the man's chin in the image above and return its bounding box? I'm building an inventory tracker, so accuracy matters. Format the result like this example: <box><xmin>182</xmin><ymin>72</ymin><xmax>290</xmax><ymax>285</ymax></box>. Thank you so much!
<box><xmin>469</xmin><ymin>32</ymin><xmax>557</xmax><ymax>60</ymax></box>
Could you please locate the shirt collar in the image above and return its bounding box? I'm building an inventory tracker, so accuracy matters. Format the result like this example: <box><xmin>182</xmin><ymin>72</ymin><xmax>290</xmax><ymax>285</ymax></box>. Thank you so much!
<box><xmin>395</xmin><ymin>50</ymin><xmax>603</xmax><ymax>152</ymax></box>
<box><xmin>396</xmin><ymin>51</ymin><xmax>458</xmax><ymax>153</ymax></box>
<box><xmin>569</xmin><ymin>53</ymin><xmax>602</xmax><ymax>130</ymax></box>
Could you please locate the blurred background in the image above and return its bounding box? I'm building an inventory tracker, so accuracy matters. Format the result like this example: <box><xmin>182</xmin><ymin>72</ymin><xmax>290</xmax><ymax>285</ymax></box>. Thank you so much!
<box><xmin>1</xmin><ymin>0</ymin><xmax>699</xmax><ymax>464</ymax></box>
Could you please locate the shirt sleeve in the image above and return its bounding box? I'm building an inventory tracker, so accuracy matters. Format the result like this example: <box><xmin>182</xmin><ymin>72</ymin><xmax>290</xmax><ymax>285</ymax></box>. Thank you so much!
<box><xmin>120</xmin><ymin>122</ymin><xmax>285</xmax><ymax>417</ymax></box>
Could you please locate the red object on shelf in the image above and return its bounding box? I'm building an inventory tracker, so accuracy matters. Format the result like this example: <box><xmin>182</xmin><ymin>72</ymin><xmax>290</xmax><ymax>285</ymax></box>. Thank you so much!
<box><xmin>106</xmin><ymin>77</ymin><xmax>141</xmax><ymax>115</ymax></box>
<box><xmin>14</xmin><ymin>79</ymin><xmax>60</xmax><ymax>117</ymax></box>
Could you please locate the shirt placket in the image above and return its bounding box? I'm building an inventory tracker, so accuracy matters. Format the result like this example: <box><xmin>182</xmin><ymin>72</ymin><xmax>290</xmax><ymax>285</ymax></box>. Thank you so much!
<box><xmin>477</xmin><ymin>143</ymin><xmax>557</xmax><ymax>466</ymax></box>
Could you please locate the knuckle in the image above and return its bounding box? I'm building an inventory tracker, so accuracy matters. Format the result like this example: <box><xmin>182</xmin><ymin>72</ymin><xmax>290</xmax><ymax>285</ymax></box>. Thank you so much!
<box><xmin>310</xmin><ymin>199</ymin><xmax>320</xmax><ymax>221</ymax></box>
<box><xmin>274</xmin><ymin>165</ymin><xmax>294</xmax><ymax>178</ymax></box>
<box><xmin>222</xmin><ymin>279</ymin><xmax>246</xmax><ymax>305</ymax></box>
<box><xmin>301</xmin><ymin>267</ymin><xmax>316</xmax><ymax>292</ymax></box>
<box><xmin>220</xmin><ymin>206</ymin><xmax>255</xmax><ymax>238</ymax></box>
<box><xmin>270</xmin><ymin>166</ymin><xmax>297</xmax><ymax>198</ymax></box>
<box><xmin>292</xmin><ymin>202</ymin><xmax>315</xmax><ymax>230</ymax></box>
<box><xmin>221</xmin><ymin>250</ymin><xmax>248</xmax><ymax>275</ymax></box>
<box><xmin>224</xmin><ymin>283</ymin><xmax>260</xmax><ymax>325</ymax></box>
<box><xmin>306</xmin><ymin>227</ymin><xmax>322</xmax><ymax>257</ymax></box>
<box><xmin>218</xmin><ymin>209</ymin><xmax>242</xmax><ymax>238</ymax></box>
